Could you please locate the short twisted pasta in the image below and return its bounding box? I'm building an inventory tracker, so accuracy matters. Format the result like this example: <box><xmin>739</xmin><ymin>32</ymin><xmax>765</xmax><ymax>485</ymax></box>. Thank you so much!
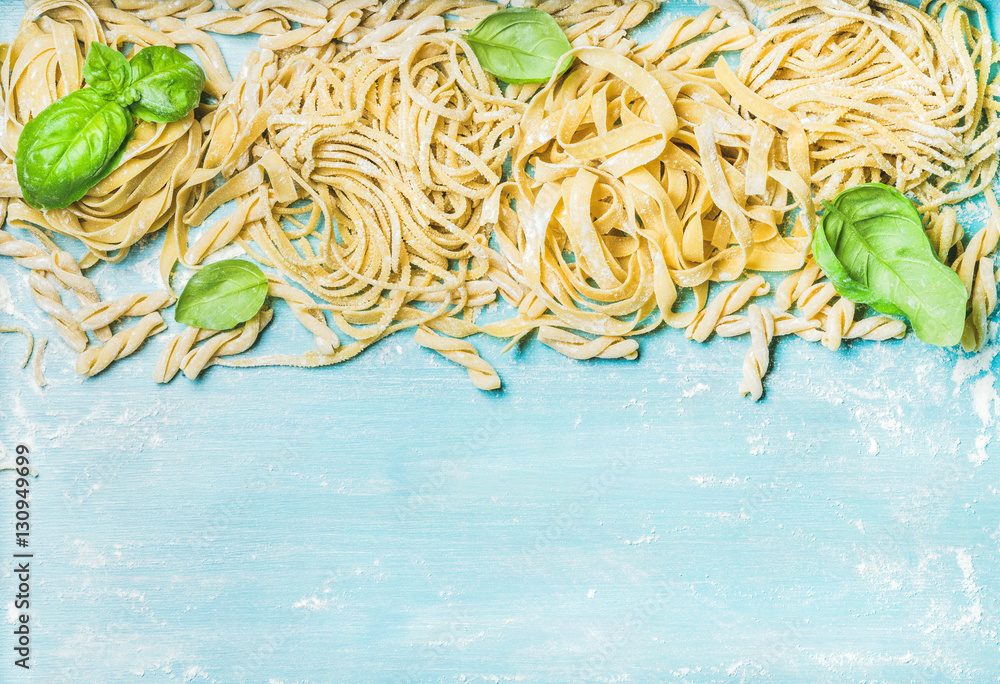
<box><xmin>687</xmin><ymin>276</ymin><xmax>771</xmax><ymax>343</ymax></box>
<box><xmin>28</xmin><ymin>271</ymin><xmax>88</xmax><ymax>353</ymax></box>
<box><xmin>154</xmin><ymin>325</ymin><xmax>216</xmax><ymax>383</ymax></box>
<box><xmin>266</xmin><ymin>275</ymin><xmax>339</xmax><ymax>353</ymax></box>
<box><xmin>537</xmin><ymin>326</ymin><xmax>639</xmax><ymax>361</ymax></box>
<box><xmin>715</xmin><ymin>309</ymin><xmax>820</xmax><ymax>341</ymax></box>
<box><xmin>75</xmin><ymin>313</ymin><xmax>167</xmax><ymax>377</ymax></box>
<box><xmin>415</xmin><ymin>325</ymin><xmax>501</xmax><ymax>391</ymax></box>
<box><xmin>739</xmin><ymin>304</ymin><xmax>775</xmax><ymax>401</ymax></box>
<box><xmin>179</xmin><ymin>308</ymin><xmax>273</xmax><ymax>379</ymax></box>
<box><xmin>845</xmin><ymin>316</ymin><xmax>907</xmax><ymax>343</ymax></box>
<box><xmin>75</xmin><ymin>291</ymin><xmax>175</xmax><ymax>331</ymax></box>
<box><xmin>820</xmin><ymin>298</ymin><xmax>855</xmax><ymax>351</ymax></box>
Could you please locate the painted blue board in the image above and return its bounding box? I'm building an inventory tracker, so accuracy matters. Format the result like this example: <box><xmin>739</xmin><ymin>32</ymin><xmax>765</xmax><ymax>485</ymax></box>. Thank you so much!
<box><xmin>1</xmin><ymin>2</ymin><xmax>1000</xmax><ymax>682</ymax></box>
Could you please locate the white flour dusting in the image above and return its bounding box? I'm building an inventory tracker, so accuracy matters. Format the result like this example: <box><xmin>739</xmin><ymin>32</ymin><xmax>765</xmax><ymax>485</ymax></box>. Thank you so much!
<box><xmin>0</xmin><ymin>273</ymin><xmax>30</xmax><ymax>322</ymax></box>
<box><xmin>952</xmin><ymin>324</ymin><xmax>1000</xmax><ymax>466</ymax></box>
<box><xmin>954</xmin><ymin>549</ymin><xmax>983</xmax><ymax>629</ymax></box>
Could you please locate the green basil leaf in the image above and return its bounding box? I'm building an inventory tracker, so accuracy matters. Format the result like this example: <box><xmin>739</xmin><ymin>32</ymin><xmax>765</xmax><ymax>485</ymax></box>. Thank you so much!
<box><xmin>128</xmin><ymin>46</ymin><xmax>206</xmax><ymax>123</ymax></box>
<box><xmin>464</xmin><ymin>8</ymin><xmax>573</xmax><ymax>84</ymax></box>
<box><xmin>82</xmin><ymin>42</ymin><xmax>135</xmax><ymax>105</ymax></box>
<box><xmin>812</xmin><ymin>183</ymin><xmax>966</xmax><ymax>347</ymax></box>
<box><xmin>15</xmin><ymin>88</ymin><xmax>133</xmax><ymax>211</ymax></box>
<box><xmin>175</xmin><ymin>259</ymin><xmax>268</xmax><ymax>331</ymax></box>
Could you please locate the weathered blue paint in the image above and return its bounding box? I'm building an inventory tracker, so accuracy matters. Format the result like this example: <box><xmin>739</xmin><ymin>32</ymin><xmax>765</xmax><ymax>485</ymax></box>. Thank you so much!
<box><xmin>1</xmin><ymin>3</ymin><xmax>999</xmax><ymax>682</ymax></box>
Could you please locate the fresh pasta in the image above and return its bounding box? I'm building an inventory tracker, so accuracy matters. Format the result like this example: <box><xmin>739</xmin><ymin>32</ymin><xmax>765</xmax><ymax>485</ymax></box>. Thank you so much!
<box><xmin>0</xmin><ymin>0</ymin><xmax>998</xmax><ymax>399</ymax></box>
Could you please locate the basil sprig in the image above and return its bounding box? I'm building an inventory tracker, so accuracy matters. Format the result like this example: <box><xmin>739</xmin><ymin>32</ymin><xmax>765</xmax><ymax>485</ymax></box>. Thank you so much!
<box><xmin>464</xmin><ymin>8</ymin><xmax>574</xmax><ymax>84</ymax></box>
<box><xmin>175</xmin><ymin>259</ymin><xmax>269</xmax><ymax>331</ymax></box>
<box><xmin>812</xmin><ymin>183</ymin><xmax>967</xmax><ymax>347</ymax></box>
<box><xmin>15</xmin><ymin>42</ymin><xmax>205</xmax><ymax>210</ymax></box>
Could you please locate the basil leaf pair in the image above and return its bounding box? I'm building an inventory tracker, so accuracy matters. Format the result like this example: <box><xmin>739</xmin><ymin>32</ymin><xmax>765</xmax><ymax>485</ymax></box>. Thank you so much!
<box><xmin>464</xmin><ymin>8</ymin><xmax>574</xmax><ymax>84</ymax></box>
<box><xmin>175</xmin><ymin>260</ymin><xmax>269</xmax><ymax>331</ymax></box>
<box><xmin>83</xmin><ymin>43</ymin><xmax>206</xmax><ymax>124</ymax></box>
<box><xmin>812</xmin><ymin>183</ymin><xmax>966</xmax><ymax>347</ymax></box>
<box><xmin>128</xmin><ymin>47</ymin><xmax>207</xmax><ymax>124</ymax></box>
<box><xmin>15</xmin><ymin>42</ymin><xmax>205</xmax><ymax>210</ymax></box>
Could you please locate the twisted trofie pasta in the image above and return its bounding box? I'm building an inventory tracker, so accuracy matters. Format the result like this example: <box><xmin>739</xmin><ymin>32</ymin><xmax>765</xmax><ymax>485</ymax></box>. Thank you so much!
<box><xmin>28</xmin><ymin>270</ymin><xmax>89</xmax><ymax>352</ymax></box>
<box><xmin>415</xmin><ymin>324</ymin><xmax>501</xmax><ymax>390</ymax></box>
<box><xmin>75</xmin><ymin>290</ymin><xmax>175</xmax><ymax>331</ymax></box>
<box><xmin>75</xmin><ymin>312</ymin><xmax>167</xmax><ymax>376</ymax></box>
<box><xmin>537</xmin><ymin>326</ymin><xmax>639</xmax><ymax>361</ymax></box>
<box><xmin>154</xmin><ymin>324</ymin><xmax>216</xmax><ymax>383</ymax></box>
<box><xmin>738</xmin><ymin>304</ymin><xmax>775</xmax><ymax>400</ymax></box>
<box><xmin>179</xmin><ymin>307</ymin><xmax>273</xmax><ymax>379</ymax></box>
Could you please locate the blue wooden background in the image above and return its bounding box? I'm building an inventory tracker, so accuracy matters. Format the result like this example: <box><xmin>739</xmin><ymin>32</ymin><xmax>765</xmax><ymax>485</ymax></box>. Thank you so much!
<box><xmin>2</xmin><ymin>2</ymin><xmax>1000</xmax><ymax>682</ymax></box>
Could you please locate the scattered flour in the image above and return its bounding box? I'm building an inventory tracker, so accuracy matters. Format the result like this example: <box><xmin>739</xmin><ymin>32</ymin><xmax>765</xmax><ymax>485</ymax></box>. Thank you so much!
<box><xmin>182</xmin><ymin>666</ymin><xmax>209</xmax><ymax>682</ymax></box>
<box><xmin>953</xmin><ymin>549</ymin><xmax>984</xmax><ymax>629</ymax></box>
<box><xmin>682</xmin><ymin>382</ymin><xmax>710</xmax><ymax>398</ymax></box>
<box><xmin>292</xmin><ymin>596</ymin><xmax>334</xmax><ymax>611</ymax></box>
<box><xmin>952</xmin><ymin>323</ymin><xmax>1000</xmax><ymax>466</ymax></box>
<box><xmin>130</xmin><ymin>255</ymin><xmax>162</xmax><ymax>287</ymax></box>
<box><xmin>0</xmin><ymin>272</ymin><xmax>30</xmax><ymax>322</ymax></box>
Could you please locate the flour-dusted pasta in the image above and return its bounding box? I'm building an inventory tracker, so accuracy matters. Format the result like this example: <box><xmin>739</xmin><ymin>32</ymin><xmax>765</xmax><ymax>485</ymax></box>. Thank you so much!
<box><xmin>415</xmin><ymin>324</ymin><xmax>501</xmax><ymax>390</ymax></box>
<box><xmin>2</xmin><ymin>0</ymin><xmax>222</xmax><ymax>262</ymax></box>
<box><xmin>75</xmin><ymin>290</ymin><xmax>175</xmax><ymax>331</ymax></box>
<box><xmin>1</xmin><ymin>0</ymin><xmax>999</xmax><ymax>396</ymax></box>
<box><xmin>75</xmin><ymin>311</ymin><xmax>167</xmax><ymax>376</ymax></box>
<box><xmin>0</xmin><ymin>324</ymin><xmax>33</xmax><ymax>368</ymax></box>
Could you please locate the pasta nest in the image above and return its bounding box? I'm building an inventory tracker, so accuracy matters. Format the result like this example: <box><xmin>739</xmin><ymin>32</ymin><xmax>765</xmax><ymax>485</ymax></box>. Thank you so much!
<box><xmin>182</xmin><ymin>32</ymin><xmax>524</xmax><ymax>342</ymax></box>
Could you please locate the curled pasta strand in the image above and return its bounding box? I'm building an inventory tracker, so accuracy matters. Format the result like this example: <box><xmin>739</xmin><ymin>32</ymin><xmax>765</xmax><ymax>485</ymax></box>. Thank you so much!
<box><xmin>75</xmin><ymin>290</ymin><xmax>175</xmax><ymax>331</ymax></box>
<box><xmin>32</xmin><ymin>338</ymin><xmax>47</xmax><ymax>386</ymax></box>
<box><xmin>0</xmin><ymin>324</ymin><xmax>34</xmax><ymax>368</ymax></box>
<box><xmin>414</xmin><ymin>325</ymin><xmax>501</xmax><ymax>391</ymax></box>
<box><xmin>739</xmin><ymin>304</ymin><xmax>775</xmax><ymax>401</ymax></box>
<box><xmin>75</xmin><ymin>312</ymin><xmax>167</xmax><ymax>377</ymax></box>
<box><xmin>537</xmin><ymin>325</ymin><xmax>639</xmax><ymax>360</ymax></box>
